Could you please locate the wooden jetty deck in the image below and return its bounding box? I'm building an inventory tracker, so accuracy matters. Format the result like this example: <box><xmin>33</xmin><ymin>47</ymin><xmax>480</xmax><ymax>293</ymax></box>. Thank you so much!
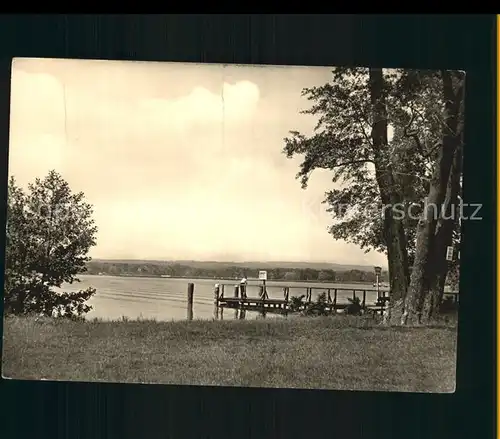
<box><xmin>214</xmin><ymin>283</ymin><xmax>390</xmax><ymax>316</ymax></box>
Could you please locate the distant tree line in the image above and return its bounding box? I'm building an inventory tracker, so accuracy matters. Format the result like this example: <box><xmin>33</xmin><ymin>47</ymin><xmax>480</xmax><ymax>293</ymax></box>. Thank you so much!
<box><xmin>84</xmin><ymin>261</ymin><xmax>389</xmax><ymax>284</ymax></box>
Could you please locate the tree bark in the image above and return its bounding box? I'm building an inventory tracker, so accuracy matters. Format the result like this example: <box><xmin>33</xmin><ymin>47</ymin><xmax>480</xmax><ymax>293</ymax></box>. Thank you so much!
<box><xmin>422</xmin><ymin>120</ymin><xmax>463</xmax><ymax>322</ymax></box>
<box><xmin>368</xmin><ymin>68</ymin><xmax>410</xmax><ymax>323</ymax></box>
<box><xmin>402</xmin><ymin>70</ymin><xmax>464</xmax><ymax>325</ymax></box>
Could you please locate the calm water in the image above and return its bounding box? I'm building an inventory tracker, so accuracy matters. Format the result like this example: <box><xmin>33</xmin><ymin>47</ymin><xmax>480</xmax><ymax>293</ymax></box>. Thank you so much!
<box><xmin>60</xmin><ymin>275</ymin><xmax>383</xmax><ymax>322</ymax></box>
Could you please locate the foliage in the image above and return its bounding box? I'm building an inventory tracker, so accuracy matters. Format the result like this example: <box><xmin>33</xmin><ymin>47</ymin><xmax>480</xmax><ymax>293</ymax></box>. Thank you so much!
<box><xmin>446</xmin><ymin>262</ymin><xmax>460</xmax><ymax>291</ymax></box>
<box><xmin>288</xmin><ymin>295</ymin><xmax>305</xmax><ymax>312</ymax></box>
<box><xmin>303</xmin><ymin>292</ymin><xmax>330</xmax><ymax>316</ymax></box>
<box><xmin>344</xmin><ymin>296</ymin><xmax>363</xmax><ymax>316</ymax></box>
<box><xmin>4</xmin><ymin>171</ymin><xmax>98</xmax><ymax>318</ymax></box>
<box><xmin>282</xmin><ymin>68</ymin><xmax>457</xmax><ymax>267</ymax></box>
<box><xmin>288</xmin><ymin>291</ymin><xmax>367</xmax><ymax>317</ymax></box>
<box><xmin>444</xmin><ymin>214</ymin><xmax>461</xmax><ymax>291</ymax></box>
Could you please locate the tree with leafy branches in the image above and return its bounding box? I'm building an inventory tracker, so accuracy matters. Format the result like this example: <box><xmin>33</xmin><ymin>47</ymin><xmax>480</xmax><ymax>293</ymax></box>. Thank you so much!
<box><xmin>4</xmin><ymin>170</ymin><xmax>98</xmax><ymax>318</ymax></box>
<box><xmin>284</xmin><ymin>68</ymin><xmax>427</xmax><ymax>298</ymax></box>
<box><xmin>283</xmin><ymin>67</ymin><xmax>463</xmax><ymax>324</ymax></box>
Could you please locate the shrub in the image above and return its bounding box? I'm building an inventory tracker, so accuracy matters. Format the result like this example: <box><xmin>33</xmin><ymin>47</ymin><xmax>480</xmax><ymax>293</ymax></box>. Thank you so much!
<box><xmin>4</xmin><ymin>171</ymin><xmax>98</xmax><ymax>319</ymax></box>
<box><xmin>344</xmin><ymin>296</ymin><xmax>363</xmax><ymax>316</ymax></box>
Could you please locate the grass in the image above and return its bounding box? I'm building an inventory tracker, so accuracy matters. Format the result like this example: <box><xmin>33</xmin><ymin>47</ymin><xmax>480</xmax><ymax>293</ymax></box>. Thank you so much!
<box><xmin>1</xmin><ymin>314</ymin><xmax>457</xmax><ymax>392</ymax></box>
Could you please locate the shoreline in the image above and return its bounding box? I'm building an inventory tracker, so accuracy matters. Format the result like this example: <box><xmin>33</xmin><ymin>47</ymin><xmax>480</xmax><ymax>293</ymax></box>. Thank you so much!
<box><xmin>79</xmin><ymin>273</ymin><xmax>379</xmax><ymax>286</ymax></box>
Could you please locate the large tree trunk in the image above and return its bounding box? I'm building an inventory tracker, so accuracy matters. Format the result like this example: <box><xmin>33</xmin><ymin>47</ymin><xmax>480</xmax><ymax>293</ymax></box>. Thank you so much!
<box><xmin>402</xmin><ymin>70</ymin><xmax>465</xmax><ymax>325</ymax></box>
<box><xmin>422</xmin><ymin>120</ymin><xmax>463</xmax><ymax>322</ymax></box>
<box><xmin>368</xmin><ymin>68</ymin><xmax>410</xmax><ymax>323</ymax></box>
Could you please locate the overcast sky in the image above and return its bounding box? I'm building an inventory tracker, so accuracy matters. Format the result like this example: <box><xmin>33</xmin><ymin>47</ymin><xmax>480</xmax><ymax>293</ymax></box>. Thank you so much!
<box><xmin>8</xmin><ymin>58</ymin><xmax>386</xmax><ymax>266</ymax></box>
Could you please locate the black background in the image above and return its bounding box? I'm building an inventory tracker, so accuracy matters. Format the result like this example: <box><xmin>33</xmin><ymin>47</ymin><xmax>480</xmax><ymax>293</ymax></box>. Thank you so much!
<box><xmin>0</xmin><ymin>14</ymin><xmax>496</xmax><ymax>439</ymax></box>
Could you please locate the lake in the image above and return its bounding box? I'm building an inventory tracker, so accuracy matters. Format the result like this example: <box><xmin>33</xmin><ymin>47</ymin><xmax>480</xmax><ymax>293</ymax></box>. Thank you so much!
<box><xmin>61</xmin><ymin>275</ymin><xmax>384</xmax><ymax>321</ymax></box>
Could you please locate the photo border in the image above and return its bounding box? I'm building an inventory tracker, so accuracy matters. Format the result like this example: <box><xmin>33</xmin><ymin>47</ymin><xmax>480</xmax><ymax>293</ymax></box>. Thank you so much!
<box><xmin>0</xmin><ymin>14</ymin><xmax>495</xmax><ymax>439</ymax></box>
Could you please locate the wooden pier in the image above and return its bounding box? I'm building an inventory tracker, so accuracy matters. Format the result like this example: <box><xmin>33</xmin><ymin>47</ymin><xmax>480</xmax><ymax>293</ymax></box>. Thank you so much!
<box><xmin>213</xmin><ymin>283</ymin><xmax>392</xmax><ymax>317</ymax></box>
<box><xmin>185</xmin><ymin>281</ymin><xmax>459</xmax><ymax>320</ymax></box>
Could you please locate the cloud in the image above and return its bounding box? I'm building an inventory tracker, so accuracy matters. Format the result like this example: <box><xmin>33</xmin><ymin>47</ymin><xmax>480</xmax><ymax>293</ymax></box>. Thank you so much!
<box><xmin>10</xmin><ymin>63</ymin><xmax>261</xmax><ymax>141</ymax></box>
<box><xmin>139</xmin><ymin>80</ymin><xmax>260</xmax><ymax>130</ymax></box>
<box><xmin>9</xmin><ymin>65</ymin><xmax>261</xmax><ymax>198</ymax></box>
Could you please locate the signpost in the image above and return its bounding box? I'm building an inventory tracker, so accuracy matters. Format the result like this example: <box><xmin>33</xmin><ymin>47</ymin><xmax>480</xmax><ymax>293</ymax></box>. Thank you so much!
<box><xmin>374</xmin><ymin>266</ymin><xmax>382</xmax><ymax>300</ymax></box>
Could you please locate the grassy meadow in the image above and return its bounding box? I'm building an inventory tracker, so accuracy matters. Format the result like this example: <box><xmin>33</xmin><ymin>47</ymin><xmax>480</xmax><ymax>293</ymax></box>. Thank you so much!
<box><xmin>2</xmin><ymin>315</ymin><xmax>457</xmax><ymax>392</ymax></box>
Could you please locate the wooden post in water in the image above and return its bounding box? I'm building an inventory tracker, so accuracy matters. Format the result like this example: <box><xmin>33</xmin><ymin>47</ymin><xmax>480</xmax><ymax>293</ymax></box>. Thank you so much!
<box><xmin>239</xmin><ymin>279</ymin><xmax>247</xmax><ymax>299</ymax></box>
<box><xmin>362</xmin><ymin>290</ymin><xmax>366</xmax><ymax>308</ymax></box>
<box><xmin>233</xmin><ymin>284</ymin><xmax>239</xmax><ymax>319</ymax></box>
<box><xmin>258</xmin><ymin>285</ymin><xmax>265</xmax><ymax>317</ymax></box>
<box><xmin>213</xmin><ymin>283</ymin><xmax>220</xmax><ymax>320</ymax></box>
<box><xmin>258</xmin><ymin>271</ymin><xmax>268</xmax><ymax>318</ymax></box>
<box><xmin>283</xmin><ymin>287</ymin><xmax>289</xmax><ymax>308</ymax></box>
<box><xmin>284</xmin><ymin>287</ymin><xmax>289</xmax><ymax>315</ymax></box>
<box><xmin>333</xmin><ymin>289</ymin><xmax>338</xmax><ymax>314</ymax></box>
<box><xmin>326</xmin><ymin>288</ymin><xmax>332</xmax><ymax>314</ymax></box>
<box><xmin>187</xmin><ymin>283</ymin><xmax>194</xmax><ymax>321</ymax></box>
<box><xmin>374</xmin><ymin>266</ymin><xmax>382</xmax><ymax>300</ymax></box>
<box><xmin>258</xmin><ymin>286</ymin><xmax>266</xmax><ymax>317</ymax></box>
<box><xmin>220</xmin><ymin>284</ymin><xmax>224</xmax><ymax>320</ymax></box>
